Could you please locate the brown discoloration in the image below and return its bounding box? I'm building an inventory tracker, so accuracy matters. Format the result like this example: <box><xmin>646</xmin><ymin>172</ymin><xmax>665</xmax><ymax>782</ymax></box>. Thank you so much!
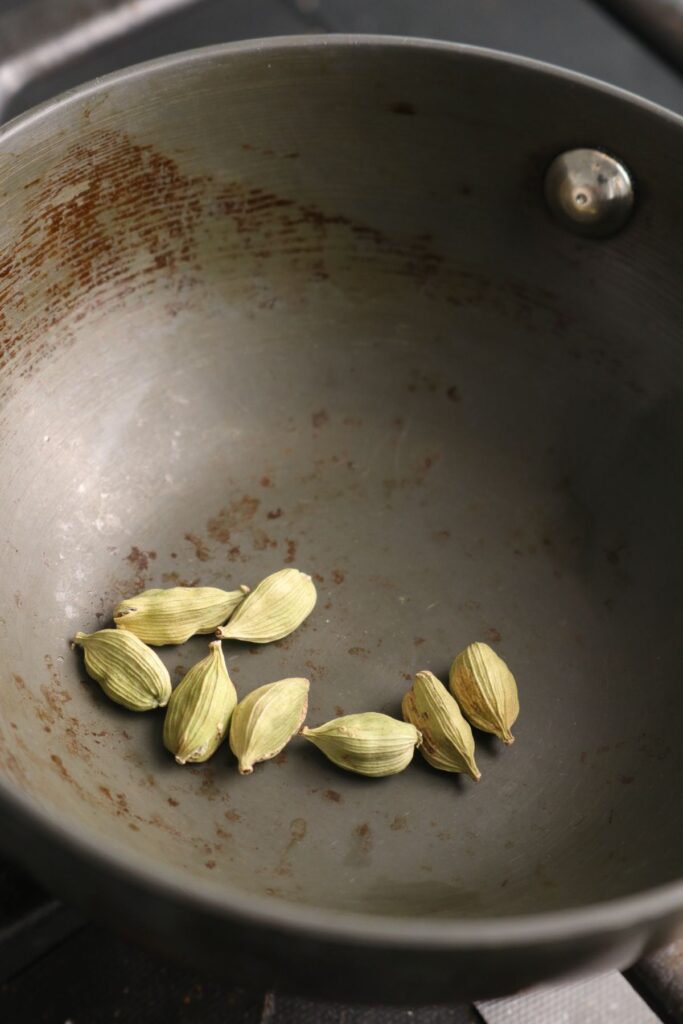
<box><xmin>284</xmin><ymin>538</ymin><xmax>297</xmax><ymax>564</ymax></box>
<box><xmin>323</xmin><ymin>789</ymin><xmax>342</xmax><ymax>803</ymax></box>
<box><xmin>304</xmin><ymin>658</ymin><xmax>325</xmax><ymax>682</ymax></box>
<box><xmin>432</xmin><ymin>529</ymin><xmax>450</xmax><ymax>542</ymax></box>
<box><xmin>267</xmin><ymin>508</ymin><xmax>283</xmax><ymax>519</ymax></box>
<box><xmin>225</xmin><ymin>809</ymin><xmax>241</xmax><ymax>822</ymax></box>
<box><xmin>168</xmin><ymin>797</ymin><xmax>180</xmax><ymax>807</ymax></box>
<box><xmin>207</xmin><ymin>496</ymin><xmax>260</xmax><ymax>545</ymax></box>
<box><xmin>390</xmin><ymin>815</ymin><xmax>408</xmax><ymax>831</ymax></box>
<box><xmin>485</xmin><ymin>627</ymin><xmax>502</xmax><ymax>643</ymax></box>
<box><xmin>334</xmin><ymin>705</ymin><xmax>345</xmax><ymax>717</ymax></box>
<box><xmin>620</xmin><ymin>774</ymin><xmax>635</xmax><ymax>785</ymax></box>
<box><xmin>252</xmin><ymin>527</ymin><xmax>276</xmax><ymax>551</ymax></box>
<box><xmin>0</xmin><ymin>124</ymin><xmax>454</xmax><ymax>403</ymax></box>
<box><xmin>50</xmin><ymin>754</ymin><xmax>70</xmax><ymax>780</ymax></box>
<box><xmin>198</xmin><ymin>768</ymin><xmax>220</xmax><ymax>800</ymax></box>
<box><xmin>414</xmin><ymin>636</ymin><xmax>426</xmax><ymax>646</ymax></box>
<box><xmin>205</xmin><ymin>860</ymin><xmax>216</xmax><ymax>870</ymax></box>
<box><xmin>126</xmin><ymin>546</ymin><xmax>156</xmax><ymax>572</ymax></box>
<box><xmin>274</xmin><ymin>750</ymin><xmax>288</xmax><ymax>765</ymax></box>
<box><xmin>184</xmin><ymin>532</ymin><xmax>210</xmax><ymax>562</ymax></box>
<box><xmin>276</xmin><ymin>817</ymin><xmax>308</xmax><ymax>877</ymax></box>
<box><xmin>348</xmin><ymin>646</ymin><xmax>369</xmax><ymax>658</ymax></box>
<box><xmin>260</xmin><ymin>475</ymin><xmax>272</xmax><ymax>487</ymax></box>
<box><xmin>446</xmin><ymin>384</ymin><xmax>461</xmax><ymax>402</ymax></box>
<box><xmin>353</xmin><ymin>823</ymin><xmax>372</xmax><ymax>855</ymax></box>
<box><xmin>331</xmin><ymin>569</ymin><xmax>345</xmax><ymax>585</ymax></box>
<box><xmin>312</xmin><ymin>409</ymin><xmax>329</xmax><ymax>428</ymax></box>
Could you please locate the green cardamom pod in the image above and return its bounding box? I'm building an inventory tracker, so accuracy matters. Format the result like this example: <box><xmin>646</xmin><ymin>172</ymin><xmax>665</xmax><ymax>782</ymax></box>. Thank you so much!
<box><xmin>301</xmin><ymin>712</ymin><xmax>421</xmax><ymax>777</ymax></box>
<box><xmin>114</xmin><ymin>585</ymin><xmax>249</xmax><ymax>645</ymax></box>
<box><xmin>163</xmin><ymin>641</ymin><xmax>237</xmax><ymax>764</ymax></box>
<box><xmin>73</xmin><ymin>628</ymin><xmax>171</xmax><ymax>711</ymax></box>
<box><xmin>229</xmin><ymin>677</ymin><xmax>309</xmax><ymax>775</ymax></box>
<box><xmin>402</xmin><ymin>670</ymin><xmax>480</xmax><ymax>780</ymax></box>
<box><xmin>449</xmin><ymin>642</ymin><xmax>519</xmax><ymax>744</ymax></box>
<box><xmin>216</xmin><ymin>568</ymin><xmax>316</xmax><ymax>643</ymax></box>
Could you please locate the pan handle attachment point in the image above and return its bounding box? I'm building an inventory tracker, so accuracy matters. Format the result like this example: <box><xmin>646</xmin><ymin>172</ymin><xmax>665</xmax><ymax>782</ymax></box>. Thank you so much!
<box><xmin>544</xmin><ymin>148</ymin><xmax>634</xmax><ymax>238</ymax></box>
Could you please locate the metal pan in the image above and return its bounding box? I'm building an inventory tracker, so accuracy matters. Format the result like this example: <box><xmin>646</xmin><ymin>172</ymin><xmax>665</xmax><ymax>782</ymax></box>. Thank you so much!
<box><xmin>0</xmin><ymin>33</ymin><xmax>682</xmax><ymax>1004</ymax></box>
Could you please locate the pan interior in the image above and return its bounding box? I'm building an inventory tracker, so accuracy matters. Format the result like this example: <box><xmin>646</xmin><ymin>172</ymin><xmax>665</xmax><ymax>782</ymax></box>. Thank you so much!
<box><xmin>0</xmin><ymin>44</ymin><xmax>681</xmax><ymax>922</ymax></box>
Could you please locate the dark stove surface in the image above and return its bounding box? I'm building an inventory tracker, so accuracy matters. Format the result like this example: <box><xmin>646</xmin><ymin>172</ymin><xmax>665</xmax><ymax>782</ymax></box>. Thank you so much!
<box><xmin>0</xmin><ymin>2</ymin><xmax>681</xmax><ymax>1021</ymax></box>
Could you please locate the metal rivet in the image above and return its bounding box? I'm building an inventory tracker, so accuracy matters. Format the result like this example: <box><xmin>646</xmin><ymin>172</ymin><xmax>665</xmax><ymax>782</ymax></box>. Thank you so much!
<box><xmin>544</xmin><ymin>148</ymin><xmax>634</xmax><ymax>238</ymax></box>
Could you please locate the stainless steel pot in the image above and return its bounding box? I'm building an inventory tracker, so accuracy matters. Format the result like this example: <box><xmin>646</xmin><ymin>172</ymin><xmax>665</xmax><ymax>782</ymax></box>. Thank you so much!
<box><xmin>0</xmin><ymin>30</ymin><xmax>682</xmax><ymax>1003</ymax></box>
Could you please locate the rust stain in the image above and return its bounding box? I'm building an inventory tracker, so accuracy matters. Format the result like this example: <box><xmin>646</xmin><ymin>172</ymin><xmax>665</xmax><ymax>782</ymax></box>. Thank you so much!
<box><xmin>260</xmin><ymin>475</ymin><xmax>272</xmax><ymax>487</ymax></box>
<box><xmin>311</xmin><ymin>409</ymin><xmax>329</xmax><ymax>429</ymax></box>
<box><xmin>390</xmin><ymin>815</ymin><xmax>408</xmax><ymax>831</ymax></box>
<box><xmin>184</xmin><ymin>532</ymin><xmax>210</xmax><ymax>562</ymax></box>
<box><xmin>207</xmin><ymin>496</ymin><xmax>260</xmax><ymax>545</ymax></box>
<box><xmin>168</xmin><ymin>796</ymin><xmax>180</xmax><ymax>807</ymax></box>
<box><xmin>347</xmin><ymin>646</ymin><xmax>369</xmax><ymax>658</ymax></box>
<box><xmin>276</xmin><ymin>817</ymin><xmax>308</xmax><ymax>877</ymax></box>
<box><xmin>414</xmin><ymin>637</ymin><xmax>426</xmax><ymax>646</ymax></box>
<box><xmin>252</xmin><ymin>527</ymin><xmax>276</xmax><ymax>551</ymax></box>
<box><xmin>284</xmin><ymin>538</ymin><xmax>297</xmax><ymax>564</ymax></box>
<box><xmin>323</xmin><ymin>789</ymin><xmax>342</xmax><ymax>803</ymax></box>
<box><xmin>267</xmin><ymin>508</ymin><xmax>283</xmax><ymax>519</ymax></box>
<box><xmin>0</xmin><ymin>122</ymin><xmax>568</xmax><ymax>422</ymax></box>
<box><xmin>331</xmin><ymin>569</ymin><xmax>345</xmax><ymax>585</ymax></box>
<box><xmin>446</xmin><ymin>384</ymin><xmax>460</xmax><ymax>402</ymax></box>
<box><xmin>50</xmin><ymin>754</ymin><xmax>70</xmax><ymax>780</ymax></box>
<box><xmin>353</xmin><ymin>822</ymin><xmax>372</xmax><ymax>854</ymax></box>
<box><xmin>484</xmin><ymin>627</ymin><xmax>502</xmax><ymax>643</ymax></box>
<box><xmin>125</xmin><ymin>546</ymin><xmax>156</xmax><ymax>572</ymax></box>
<box><xmin>334</xmin><ymin>705</ymin><xmax>345</xmax><ymax>717</ymax></box>
<box><xmin>304</xmin><ymin>658</ymin><xmax>325</xmax><ymax>682</ymax></box>
<box><xmin>224</xmin><ymin>809</ymin><xmax>241</xmax><ymax>822</ymax></box>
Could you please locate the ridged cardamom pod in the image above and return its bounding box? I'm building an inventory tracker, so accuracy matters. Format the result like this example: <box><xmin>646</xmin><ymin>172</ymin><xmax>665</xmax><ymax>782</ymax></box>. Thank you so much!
<box><xmin>114</xmin><ymin>585</ymin><xmax>249</xmax><ymax>645</ymax></box>
<box><xmin>229</xmin><ymin>677</ymin><xmax>310</xmax><ymax>775</ymax></box>
<box><xmin>301</xmin><ymin>712</ymin><xmax>421</xmax><ymax>777</ymax></box>
<box><xmin>449</xmin><ymin>642</ymin><xmax>519</xmax><ymax>744</ymax></box>
<box><xmin>163</xmin><ymin>641</ymin><xmax>237</xmax><ymax>764</ymax></box>
<box><xmin>402</xmin><ymin>670</ymin><xmax>480</xmax><ymax>780</ymax></box>
<box><xmin>73</xmin><ymin>628</ymin><xmax>171</xmax><ymax>710</ymax></box>
<box><xmin>216</xmin><ymin>568</ymin><xmax>316</xmax><ymax>643</ymax></box>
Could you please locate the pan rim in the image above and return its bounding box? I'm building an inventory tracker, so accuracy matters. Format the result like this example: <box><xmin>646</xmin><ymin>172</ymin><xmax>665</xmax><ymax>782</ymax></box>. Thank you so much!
<box><xmin>1</xmin><ymin>31</ymin><xmax>682</xmax><ymax>951</ymax></box>
<box><xmin>1</xmin><ymin>30</ymin><xmax>682</xmax><ymax>143</ymax></box>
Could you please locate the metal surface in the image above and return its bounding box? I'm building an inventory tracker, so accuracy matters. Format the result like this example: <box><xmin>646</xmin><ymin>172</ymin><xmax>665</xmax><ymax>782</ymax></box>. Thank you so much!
<box><xmin>0</xmin><ymin>0</ymin><xmax>203</xmax><ymax>120</ymax></box>
<box><xmin>544</xmin><ymin>149</ymin><xmax>635</xmax><ymax>237</ymax></box>
<box><xmin>590</xmin><ymin>0</ymin><xmax>683</xmax><ymax>75</ymax></box>
<box><xmin>478</xmin><ymin>973</ymin><xmax>657</xmax><ymax>1023</ymax></box>
<box><xmin>0</xmin><ymin>36</ymin><xmax>682</xmax><ymax>1003</ymax></box>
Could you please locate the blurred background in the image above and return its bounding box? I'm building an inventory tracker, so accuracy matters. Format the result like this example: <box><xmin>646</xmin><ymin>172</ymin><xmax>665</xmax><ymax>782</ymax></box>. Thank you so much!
<box><xmin>0</xmin><ymin>1</ymin><xmax>682</xmax><ymax>1021</ymax></box>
